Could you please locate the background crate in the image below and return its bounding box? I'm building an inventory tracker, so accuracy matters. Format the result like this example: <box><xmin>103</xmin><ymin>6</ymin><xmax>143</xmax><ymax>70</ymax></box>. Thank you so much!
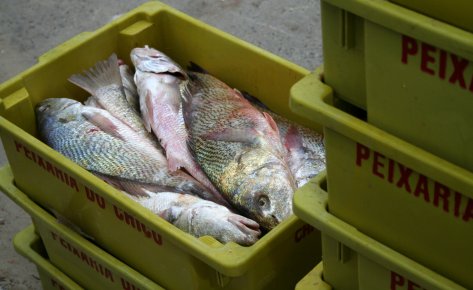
<box><xmin>322</xmin><ymin>0</ymin><xmax>473</xmax><ymax>172</ymax></box>
<box><xmin>1</xmin><ymin>166</ymin><xmax>164</xmax><ymax>289</ymax></box>
<box><xmin>389</xmin><ymin>0</ymin><xmax>473</xmax><ymax>32</ymax></box>
<box><xmin>293</xmin><ymin>172</ymin><xmax>465</xmax><ymax>290</ymax></box>
<box><xmin>321</xmin><ymin>0</ymin><xmax>367</xmax><ymax>109</ymax></box>
<box><xmin>0</xmin><ymin>2</ymin><xmax>322</xmax><ymax>289</ymax></box>
<box><xmin>290</xmin><ymin>68</ymin><xmax>473</xmax><ymax>288</ymax></box>
<box><xmin>13</xmin><ymin>225</ymin><xmax>84</xmax><ymax>290</ymax></box>
<box><xmin>295</xmin><ymin>262</ymin><xmax>331</xmax><ymax>290</ymax></box>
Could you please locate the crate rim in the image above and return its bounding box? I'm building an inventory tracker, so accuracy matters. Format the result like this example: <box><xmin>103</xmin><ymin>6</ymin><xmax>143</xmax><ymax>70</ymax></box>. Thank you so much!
<box><xmin>13</xmin><ymin>224</ymin><xmax>84</xmax><ymax>289</ymax></box>
<box><xmin>289</xmin><ymin>67</ymin><xmax>473</xmax><ymax>199</ymax></box>
<box><xmin>322</xmin><ymin>0</ymin><xmax>473</xmax><ymax>60</ymax></box>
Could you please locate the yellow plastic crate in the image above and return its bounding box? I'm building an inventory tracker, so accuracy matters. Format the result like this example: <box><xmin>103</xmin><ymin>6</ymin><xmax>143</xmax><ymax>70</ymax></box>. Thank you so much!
<box><xmin>390</xmin><ymin>0</ymin><xmax>473</xmax><ymax>32</ymax></box>
<box><xmin>2</xmin><ymin>166</ymin><xmax>164</xmax><ymax>289</ymax></box>
<box><xmin>0</xmin><ymin>2</ymin><xmax>322</xmax><ymax>289</ymax></box>
<box><xmin>322</xmin><ymin>0</ymin><xmax>473</xmax><ymax>171</ymax></box>
<box><xmin>293</xmin><ymin>172</ymin><xmax>466</xmax><ymax>290</ymax></box>
<box><xmin>295</xmin><ymin>262</ymin><xmax>331</xmax><ymax>290</ymax></box>
<box><xmin>322</xmin><ymin>0</ymin><xmax>473</xmax><ymax>110</ymax></box>
<box><xmin>13</xmin><ymin>225</ymin><xmax>84</xmax><ymax>290</ymax></box>
<box><xmin>290</xmin><ymin>67</ymin><xmax>473</xmax><ymax>288</ymax></box>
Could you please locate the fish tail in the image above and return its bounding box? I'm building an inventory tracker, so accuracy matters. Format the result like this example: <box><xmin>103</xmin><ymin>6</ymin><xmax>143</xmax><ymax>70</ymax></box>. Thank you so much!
<box><xmin>69</xmin><ymin>53</ymin><xmax>122</xmax><ymax>95</ymax></box>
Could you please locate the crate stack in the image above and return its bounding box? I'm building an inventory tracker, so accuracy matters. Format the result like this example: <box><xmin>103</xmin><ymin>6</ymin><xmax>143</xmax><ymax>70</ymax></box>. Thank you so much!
<box><xmin>291</xmin><ymin>0</ymin><xmax>473</xmax><ymax>289</ymax></box>
<box><xmin>0</xmin><ymin>2</ymin><xmax>327</xmax><ymax>289</ymax></box>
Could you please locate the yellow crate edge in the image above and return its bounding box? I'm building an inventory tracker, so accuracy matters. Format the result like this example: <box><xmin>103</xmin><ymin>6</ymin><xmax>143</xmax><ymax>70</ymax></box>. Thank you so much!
<box><xmin>13</xmin><ymin>224</ymin><xmax>84</xmax><ymax>290</ymax></box>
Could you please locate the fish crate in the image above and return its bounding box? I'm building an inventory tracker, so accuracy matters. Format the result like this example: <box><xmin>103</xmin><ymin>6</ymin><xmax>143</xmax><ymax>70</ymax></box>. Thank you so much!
<box><xmin>389</xmin><ymin>0</ymin><xmax>473</xmax><ymax>33</ymax></box>
<box><xmin>294</xmin><ymin>262</ymin><xmax>332</xmax><ymax>290</ymax></box>
<box><xmin>0</xmin><ymin>2</ymin><xmax>322</xmax><ymax>289</ymax></box>
<box><xmin>322</xmin><ymin>0</ymin><xmax>473</xmax><ymax>172</ymax></box>
<box><xmin>322</xmin><ymin>0</ymin><xmax>473</xmax><ymax>110</ymax></box>
<box><xmin>290</xmin><ymin>67</ymin><xmax>473</xmax><ymax>289</ymax></box>
<box><xmin>13</xmin><ymin>225</ymin><xmax>84</xmax><ymax>290</ymax></box>
<box><xmin>3</xmin><ymin>167</ymin><xmax>164</xmax><ymax>290</ymax></box>
<box><xmin>293</xmin><ymin>172</ymin><xmax>466</xmax><ymax>290</ymax></box>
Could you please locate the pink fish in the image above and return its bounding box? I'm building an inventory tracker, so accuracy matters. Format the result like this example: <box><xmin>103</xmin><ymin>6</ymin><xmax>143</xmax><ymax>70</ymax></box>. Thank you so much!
<box><xmin>131</xmin><ymin>46</ymin><xmax>228</xmax><ymax>207</ymax></box>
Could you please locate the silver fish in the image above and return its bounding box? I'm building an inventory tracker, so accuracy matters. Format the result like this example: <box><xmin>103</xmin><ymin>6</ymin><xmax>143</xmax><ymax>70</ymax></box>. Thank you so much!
<box><xmin>181</xmin><ymin>70</ymin><xmax>296</xmax><ymax>231</ymax></box>
<box><xmin>131</xmin><ymin>46</ymin><xmax>227</xmax><ymax>206</ymax></box>
<box><xmin>35</xmin><ymin>98</ymin><xmax>218</xmax><ymax>200</ymax></box>
<box><xmin>69</xmin><ymin>53</ymin><xmax>162</xmax><ymax>161</ymax></box>
<box><xmin>129</xmin><ymin>191</ymin><xmax>261</xmax><ymax>246</ymax></box>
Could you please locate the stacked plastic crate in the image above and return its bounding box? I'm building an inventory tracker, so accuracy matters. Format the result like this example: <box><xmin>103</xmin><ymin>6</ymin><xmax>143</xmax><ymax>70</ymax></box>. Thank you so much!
<box><xmin>291</xmin><ymin>0</ymin><xmax>473</xmax><ymax>289</ymax></box>
<box><xmin>0</xmin><ymin>2</ymin><xmax>326</xmax><ymax>289</ymax></box>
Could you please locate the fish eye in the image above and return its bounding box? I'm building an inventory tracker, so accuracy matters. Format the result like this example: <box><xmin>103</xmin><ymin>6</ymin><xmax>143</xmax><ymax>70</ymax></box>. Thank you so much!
<box><xmin>257</xmin><ymin>194</ymin><xmax>270</xmax><ymax>209</ymax></box>
<box><xmin>37</xmin><ymin>104</ymin><xmax>50</xmax><ymax>112</ymax></box>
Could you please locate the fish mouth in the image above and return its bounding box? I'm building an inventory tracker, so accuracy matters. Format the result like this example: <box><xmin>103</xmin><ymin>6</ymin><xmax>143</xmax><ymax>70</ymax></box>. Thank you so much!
<box><xmin>227</xmin><ymin>215</ymin><xmax>261</xmax><ymax>237</ymax></box>
<box><xmin>260</xmin><ymin>207</ymin><xmax>293</xmax><ymax>231</ymax></box>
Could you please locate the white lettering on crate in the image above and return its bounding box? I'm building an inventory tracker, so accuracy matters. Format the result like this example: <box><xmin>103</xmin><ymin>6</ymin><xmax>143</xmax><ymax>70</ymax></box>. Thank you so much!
<box><xmin>50</xmin><ymin>278</ymin><xmax>66</xmax><ymax>290</ymax></box>
<box><xmin>391</xmin><ymin>271</ymin><xmax>427</xmax><ymax>290</ymax></box>
<box><xmin>14</xmin><ymin>140</ymin><xmax>79</xmax><ymax>192</ymax></box>
<box><xmin>401</xmin><ymin>35</ymin><xmax>473</xmax><ymax>93</ymax></box>
<box><xmin>113</xmin><ymin>205</ymin><xmax>163</xmax><ymax>246</ymax></box>
<box><xmin>356</xmin><ymin>143</ymin><xmax>473</xmax><ymax>221</ymax></box>
<box><xmin>50</xmin><ymin>231</ymin><xmax>115</xmax><ymax>282</ymax></box>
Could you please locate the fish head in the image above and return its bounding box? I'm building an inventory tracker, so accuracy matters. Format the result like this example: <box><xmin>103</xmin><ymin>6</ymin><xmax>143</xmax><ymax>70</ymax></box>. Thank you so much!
<box><xmin>232</xmin><ymin>153</ymin><xmax>295</xmax><ymax>231</ymax></box>
<box><xmin>130</xmin><ymin>46</ymin><xmax>187</xmax><ymax>80</ymax></box>
<box><xmin>35</xmin><ymin>98</ymin><xmax>84</xmax><ymax>141</ymax></box>
<box><xmin>185</xmin><ymin>203</ymin><xmax>261</xmax><ymax>246</ymax></box>
<box><xmin>36</xmin><ymin>98</ymin><xmax>82</xmax><ymax>126</ymax></box>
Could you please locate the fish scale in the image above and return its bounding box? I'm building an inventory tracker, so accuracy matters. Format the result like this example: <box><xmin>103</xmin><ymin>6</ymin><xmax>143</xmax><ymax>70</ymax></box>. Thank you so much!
<box><xmin>182</xmin><ymin>71</ymin><xmax>295</xmax><ymax>231</ymax></box>
<box><xmin>36</xmin><ymin>98</ymin><xmax>218</xmax><ymax>198</ymax></box>
<box><xmin>241</xmin><ymin>91</ymin><xmax>326</xmax><ymax>188</ymax></box>
<box><xmin>68</xmin><ymin>53</ymin><xmax>164</xmax><ymax>164</ymax></box>
<box><xmin>45</xmin><ymin>112</ymin><xmax>169</xmax><ymax>183</ymax></box>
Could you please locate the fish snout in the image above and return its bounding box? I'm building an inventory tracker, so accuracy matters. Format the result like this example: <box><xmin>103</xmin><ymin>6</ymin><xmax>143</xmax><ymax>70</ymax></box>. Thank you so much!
<box><xmin>227</xmin><ymin>214</ymin><xmax>261</xmax><ymax>245</ymax></box>
<box><xmin>261</xmin><ymin>201</ymin><xmax>293</xmax><ymax>231</ymax></box>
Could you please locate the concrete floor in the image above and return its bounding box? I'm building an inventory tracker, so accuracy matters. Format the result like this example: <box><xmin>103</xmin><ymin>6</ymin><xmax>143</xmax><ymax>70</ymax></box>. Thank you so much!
<box><xmin>0</xmin><ymin>0</ymin><xmax>322</xmax><ymax>289</ymax></box>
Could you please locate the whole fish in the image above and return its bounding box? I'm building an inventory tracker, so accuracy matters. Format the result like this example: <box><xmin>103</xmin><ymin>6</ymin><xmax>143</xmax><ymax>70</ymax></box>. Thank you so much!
<box><xmin>131</xmin><ymin>46</ymin><xmax>226</xmax><ymax>205</ymax></box>
<box><xmin>35</xmin><ymin>98</ymin><xmax>220</xmax><ymax>201</ymax></box>
<box><xmin>242</xmin><ymin>92</ymin><xmax>326</xmax><ymax>187</ymax></box>
<box><xmin>129</xmin><ymin>191</ymin><xmax>261</xmax><ymax>246</ymax></box>
<box><xmin>181</xmin><ymin>70</ymin><xmax>296</xmax><ymax>231</ymax></box>
<box><xmin>69</xmin><ymin>53</ymin><xmax>161</xmax><ymax>159</ymax></box>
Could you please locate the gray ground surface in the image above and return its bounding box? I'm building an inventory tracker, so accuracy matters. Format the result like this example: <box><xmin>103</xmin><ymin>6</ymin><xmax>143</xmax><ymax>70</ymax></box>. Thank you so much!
<box><xmin>0</xmin><ymin>1</ymin><xmax>322</xmax><ymax>289</ymax></box>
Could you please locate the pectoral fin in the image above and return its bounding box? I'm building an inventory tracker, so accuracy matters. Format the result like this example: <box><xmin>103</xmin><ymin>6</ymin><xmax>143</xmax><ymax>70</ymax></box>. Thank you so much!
<box><xmin>81</xmin><ymin>107</ymin><xmax>131</xmax><ymax>141</ymax></box>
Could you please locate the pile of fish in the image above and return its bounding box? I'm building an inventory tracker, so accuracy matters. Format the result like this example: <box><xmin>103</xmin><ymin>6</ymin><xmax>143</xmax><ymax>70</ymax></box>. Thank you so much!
<box><xmin>35</xmin><ymin>46</ymin><xmax>325</xmax><ymax>246</ymax></box>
